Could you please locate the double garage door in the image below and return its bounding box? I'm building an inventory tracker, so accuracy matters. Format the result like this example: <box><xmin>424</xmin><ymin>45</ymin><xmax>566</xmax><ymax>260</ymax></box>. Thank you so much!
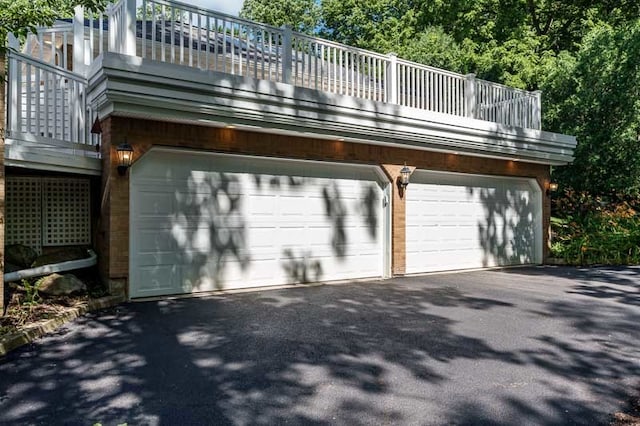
<box><xmin>405</xmin><ymin>171</ymin><xmax>543</xmax><ymax>274</ymax></box>
<box><xmin>130</xmin><ymin>149</ymin><xmax>542</xmax><ymax>298</ymax></box>
<box><xmin>130</xmin><ymin>149</ymin><xmax>389</xmax><ymax>298</ymax></box>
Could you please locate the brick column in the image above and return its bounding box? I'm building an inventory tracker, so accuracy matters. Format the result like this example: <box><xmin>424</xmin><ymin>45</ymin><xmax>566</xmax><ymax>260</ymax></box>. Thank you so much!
<box><xmin>97</xmin><ymin>117</ymin><xmax>130</xmax><ymax>297</ymax></box>
<box><xmin>536</xmin><ymin>170</ymin><xmax>552</xmax><ymax>261</ymax></box>
<box><xmin>381</xmin><ymin>164</ymin><xmax>416</xmax><ymax>276</ymax></box>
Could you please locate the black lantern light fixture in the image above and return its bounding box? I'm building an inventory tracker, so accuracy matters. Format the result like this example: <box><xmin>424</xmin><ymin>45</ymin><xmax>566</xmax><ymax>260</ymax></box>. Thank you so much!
<box><xmin>396</xmin><ymin>162</ymin><xmax>412</xmax><ymax>198</ymax></box>
<box><xmin>398</xmin><ymin>163</ymin><xmax>412</xmax><ymax>189</ymax></box>
<box><xmin>547</xmin><ymin>182</ymin><xmax>558</xmax><ymax>196</ymax></box>
<box><xmin>116</xmin><ymin>141</ymin><xmax>134</xmax><ymax>176</ymax></box>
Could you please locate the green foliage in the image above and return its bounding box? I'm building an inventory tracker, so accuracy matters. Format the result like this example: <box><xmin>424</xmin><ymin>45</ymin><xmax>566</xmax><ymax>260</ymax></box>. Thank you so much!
<box><xmin>550</xmin><ymin>189</ymin><xmax>640</xmax><ymax>265</ymax></box>
<box><xmin>0</xmin><ymin>0</ymin><xmax>107</xmax><ymax>48</ymax></box>
<box><xmin>320</xmin><ymin>0</ymin><xmax>419</xmax><ymax>53</ymax></box>
<box><xmin>21</xmin><ymin>279</ymin><xmax>41</xmax><ymax>306</ymax></box>
<box><xmin>544</xmin><ymin>20</ymin><xmax>640</xmax><ymax>195</ymax></box>
<box><xmin>240</xmin><ymin>0</ymin><xmax>320</xmax><ymax>34</ymax></box>
<box><xmin>397</xmin><ymin>27</ymin><xmax>470</xmax><ymax>74</ymax></box>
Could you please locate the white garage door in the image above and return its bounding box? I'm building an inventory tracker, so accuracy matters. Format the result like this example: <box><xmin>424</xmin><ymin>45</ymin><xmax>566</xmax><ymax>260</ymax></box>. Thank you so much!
<box><xmin>130</xmin><ymin>149</ymin><xmax>389</xmax><ymax>298</ymax></box>
<box><xmin>406</xmin><ymin>170</ymin><xmax>542</xmax><ymax>274</ymax></box>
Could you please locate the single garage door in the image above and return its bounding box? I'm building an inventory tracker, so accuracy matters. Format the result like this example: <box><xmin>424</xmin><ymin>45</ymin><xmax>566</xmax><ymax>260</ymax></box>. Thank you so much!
<box><xmin>130</xmin><ymin>149</ymin><xmax>389</xmax><ymax>298</ymax></box>
<box><xmin>405</xmin><ymin>170</ymin><xmax>542</xmax><ymax>274</ymax></box>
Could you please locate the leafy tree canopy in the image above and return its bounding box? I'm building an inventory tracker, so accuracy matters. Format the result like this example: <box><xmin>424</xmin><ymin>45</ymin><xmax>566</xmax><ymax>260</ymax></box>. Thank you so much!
<box><xmin>0</xmin><ymin>0</ymin><xmax>106</xmax><ymax>47</ymax></box>
<box><xmin>544</xmin><ymin>20</ymin><xmax>640</xmax><ymax>195</ymax></box>
<box><xmin>240</xmin><ymin>0</ymin><xmax>321</xmax><ymax>34</ymax></box>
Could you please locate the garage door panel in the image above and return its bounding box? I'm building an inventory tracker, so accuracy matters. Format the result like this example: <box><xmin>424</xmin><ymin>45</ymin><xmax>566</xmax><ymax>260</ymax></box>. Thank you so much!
<box><xmin>406</xmin><ymin>171</ymin><xmax>542</xmax><ymax>274</ymax></box>
<box><xmin>130</xmin><ymin>150</ymin><xmax>386</xmax><ymax>298</ymax></box>
<box><xmin>134</xmin><ymin>264</ymin><xmax>180</xmax><ymax>295</ymax></box>
<box><xmin>137</xmin><ymin>229</ymin><xmax>175</xmax><ymax>253</ymax></box>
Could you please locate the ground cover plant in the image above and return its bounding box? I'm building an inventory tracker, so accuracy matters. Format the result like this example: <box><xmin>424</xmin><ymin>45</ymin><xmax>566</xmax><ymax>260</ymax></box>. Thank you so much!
<box><xmin>550</xmin><ymin>189</ymin><xmax>640</xmax><ymax>265</ymax></box>
<box><xmin>0</xmin><ymin>267</ymin><xmax>107</xmax><ymax>337</ymax></box>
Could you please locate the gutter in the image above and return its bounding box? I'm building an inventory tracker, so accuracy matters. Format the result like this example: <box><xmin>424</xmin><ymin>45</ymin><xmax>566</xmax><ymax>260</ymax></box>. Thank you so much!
<box><xmin>3</xmin><ymin>250</ymin><xmax>98</xmax><ymax>283</ymax></box>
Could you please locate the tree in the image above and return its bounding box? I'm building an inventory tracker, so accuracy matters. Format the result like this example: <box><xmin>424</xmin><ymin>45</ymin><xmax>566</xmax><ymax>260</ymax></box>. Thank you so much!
<box><xmin>397</xmin><ymin>26</ymin><xmax>470</xmax><ymax>74</ymax></box>
<box><xmin>239</xmin><ymin>0</ymin><xmax>321</xmax><ymax>34</ymax></box>
<box><xmin>0</xmin><ymin>0</ymin><xmax>107</xmax><ymax>314</ymax></box>
<box><xmin>320</xmin><ymin>0</ymin><xmax>419</xmax><ymax>53</ymax></box>
<box><xmin>543</xmin><ymin>20</ymin><xmax>640</xmax><ymax>195</ymax></box>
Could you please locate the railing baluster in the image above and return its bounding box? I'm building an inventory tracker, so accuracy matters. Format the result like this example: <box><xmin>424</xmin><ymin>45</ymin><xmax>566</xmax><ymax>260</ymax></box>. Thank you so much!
<box><xmin>230</xmin><ymin>22</ymin><xmax>235</xmax><ymax>74</ymax></box>
<box><xmin>180</xmin><ymin>11</ymin><xmax>184</xmax><ymax>64</ymax></box>
<box><xmin>197</xmin><ymin>14</ymin><xmax>202</xmax><ymax>69</ymax></box>
<box><xmin>151</xmin><ymin>2</ymin><xmax>156</xmax><ymax>60</ymax></box>
<box><xmin>161</xmin><ymin>5</ymin><xmax>167</xmax><ymax>63</ymax></box>
<box><xmin>141</xmin><ymin>0</ymin><xmax>147</xmax><ymax>58</ymax></box>
<box><xmin>53</xmin><ymin>72</ymin><xmax>59</xmax><ymax>138</ymax></box>
<box><xmin>205</xmin><ymin>15</ymin><xmax>210</xmax><ymax>70</ymax></box>
<box><xmin>171</xmin><ymin>7</ymin><xmax>177</xmax><ymax>64</ymax></box>
<box><xmin>188</xmin><ymin>11</ymin><xmax>193</xmax><ymax>67</ymax></box>
<box><xmin>214</xmin><ymin>17</ymin><xmax>218</xmax><ymax>71</ymax></box>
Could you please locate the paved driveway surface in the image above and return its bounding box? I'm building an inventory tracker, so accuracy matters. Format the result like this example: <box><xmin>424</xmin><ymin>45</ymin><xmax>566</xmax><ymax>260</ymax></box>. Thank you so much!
<box><xmin>1</xmin><ymin>267</ymin><xmax>639</xmax><ymax>425</ymax></box>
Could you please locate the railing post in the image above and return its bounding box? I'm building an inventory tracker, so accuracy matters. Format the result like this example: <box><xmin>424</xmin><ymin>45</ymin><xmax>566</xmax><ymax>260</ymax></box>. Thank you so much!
<box><xmin>533</xmin><ymin>90</ymin><xmax>542</xmax><ymax>130</ymax></box>
<box><xmin>465</xmin><ymin>73</ymin><xmax>476</xmax><ymax>119</ymax></box>
<box><xmin>124</xmin><ymin>0</ymin><xmax>137</xmax><ymax>56</ymax></box>
<box><xmin>8</xmin><ymin>53</ymin><xmax>18</xmax><ymax>137</ymax></box>
<box><xmin>387</xmin><ymin>53</ymin><xmax>398</xmax><ymax>104</ymax></box>
<box><xmin>7</xmin><ymin>33</ymin><xmax>19</xmax><ymax>50</ymax></box>
<box><xmin>73</xmin><ymin>6</ymin><xmax>86</xmax><ymax>75</ymax></box>
<box><xmin>281</xmin><ymin>25</ymin><xmax>293</xmax><ymax>84</ymax></box>
<box><xmin>107</xmin><ymin>4</ymin><xmax>116</xmax><ymax>53</ymax></box>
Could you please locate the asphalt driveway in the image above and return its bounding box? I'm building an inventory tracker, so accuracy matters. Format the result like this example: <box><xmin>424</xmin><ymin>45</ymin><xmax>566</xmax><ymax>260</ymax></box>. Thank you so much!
<box><xmin>1</xmin><ymin>266</ymin><xmax>639</xmax><ymax>425</ymax></box>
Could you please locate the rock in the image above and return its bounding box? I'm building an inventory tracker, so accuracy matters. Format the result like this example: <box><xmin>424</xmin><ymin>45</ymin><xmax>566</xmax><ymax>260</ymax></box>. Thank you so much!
<box><xmin>37</xmin><ymin>274</ymin><xmax>87</xmax><ymax>296</ymax></box>
<box><xmin>5</xmin><ymin>245</ymin><xmax>39</xmax><ymax>269</ymax></box>
<box><xmin>31</xmin><ymin>247</ymin><xmax>89</xmax><ymax>268</ymax></box>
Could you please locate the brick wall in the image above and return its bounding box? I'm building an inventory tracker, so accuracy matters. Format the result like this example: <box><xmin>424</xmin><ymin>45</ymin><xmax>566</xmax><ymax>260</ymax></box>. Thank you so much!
<box><xmin>99</xmin><ymin>117</ymin><xmax>551</xmax><ymax>287</ymax></box>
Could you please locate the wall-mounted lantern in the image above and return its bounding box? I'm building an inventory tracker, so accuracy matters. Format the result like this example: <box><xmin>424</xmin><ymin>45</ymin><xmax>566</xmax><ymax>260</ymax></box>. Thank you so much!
<box><xmin>547</xmin><ymin>182</ymin><xmax>558</xmax><ymax>196</ymax></box>
<box><xmin>398</xmin><ymin>163</ymin><xmax>412</xmax><ymax>189</ymax></box>
<box><xmin>116</xmin><ymin>142</ymin><xmax>134</xmax><ymax>176</ymax></box>
<box><xmin>396</xmin><ymin>163</ymin><xmax>413</xmax><ymax>198</ymax></box>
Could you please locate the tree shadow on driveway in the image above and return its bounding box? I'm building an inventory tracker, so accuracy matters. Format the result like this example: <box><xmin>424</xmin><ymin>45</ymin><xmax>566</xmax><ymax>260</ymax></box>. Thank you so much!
<box><xmin>1</xmin><ymin>269</ymin><xmax>639</xmax><ymax>425</ymax></box>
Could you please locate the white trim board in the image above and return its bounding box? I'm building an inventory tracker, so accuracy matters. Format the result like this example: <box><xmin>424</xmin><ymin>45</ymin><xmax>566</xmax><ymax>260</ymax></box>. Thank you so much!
<box><xmin>89</xmin><ymin>53</ymin><xmax>577</xmax><ymax>165</ymax></box>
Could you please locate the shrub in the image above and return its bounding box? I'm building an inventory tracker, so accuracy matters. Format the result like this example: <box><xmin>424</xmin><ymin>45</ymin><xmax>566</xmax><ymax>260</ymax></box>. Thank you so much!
<box><xmin>550</xmin><ymin>189</ymin><xmax>640</xmax><ymax>265</ymax></box>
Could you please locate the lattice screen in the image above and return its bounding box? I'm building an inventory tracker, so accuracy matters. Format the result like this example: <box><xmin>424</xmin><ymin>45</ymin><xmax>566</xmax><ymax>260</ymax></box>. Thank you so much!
<box><xmin>43</xmin><ymin>179</ymin><xmax>91</xmax><ymax>246</ymax></box>
<box><xmin>6</xmin><ymin>177</ymin><xmax>43</xmax><ymax>253</ymax></box>
<box><xmin>5</xmin><ymin>177</ymin><xmax>91</xmax><ymax>252</ymax></box>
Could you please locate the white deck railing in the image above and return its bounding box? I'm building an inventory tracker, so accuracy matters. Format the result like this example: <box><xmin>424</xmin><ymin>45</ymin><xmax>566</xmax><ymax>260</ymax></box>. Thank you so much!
<box><xmin>475</xmin><ymin>80</ymin><xmax>541</xmax><ymax>130</ymax></box>
<box><xmin>290</xmin><ymin>33</ymin><xmax>390</xmax><ymax>103</ymax></box>
<box><xmin>130</xmin><ymin>0</ymin><xmax>542</xmax><ymax>129</ymax></box>
<box><xmin>6</xmin><ymin>51</ymin><xmax>100</xmax><ymax>154</ymax></box>
<box><xmin>11</xmin><ymin>0</ymin><xmax>542</xmax><ymax>131</ymax></box>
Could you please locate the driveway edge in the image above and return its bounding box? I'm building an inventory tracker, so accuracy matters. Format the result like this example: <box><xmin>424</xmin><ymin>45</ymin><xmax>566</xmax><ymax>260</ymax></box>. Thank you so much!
<box><xmin>0</xmin><ymin>295</ymin><xmax>125</xmax><ymax>357</ymax></box>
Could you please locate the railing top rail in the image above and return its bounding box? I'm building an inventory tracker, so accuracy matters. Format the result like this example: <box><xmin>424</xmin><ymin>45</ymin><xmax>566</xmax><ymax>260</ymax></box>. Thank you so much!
<box><xmin>291</xmin><ymin>32</ymin><xmax>390</xmax><ymax>61</ymax></box>
<box><xmin>395</xmin><ymin>57</ymin><xmax>466</xmax><ymax>79</ymax></box>
<box><xmin>139</xmin><ymin>0</ymin><xmax>285</xmax><ymax>33</ymax></box>
<box><xmin>476</xmin><ymin>78</ymin><xmax>535</xmax><ymax>96</ymax></box>
<box><xmin>9</xmin><ymin>51</ymin><xmax>88</xmax><ymax>83</ymax></box>
<box><xmin>36</xmin><ymin>21</ymin><xmax>74</xmax><ymax>33</ymax></box>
